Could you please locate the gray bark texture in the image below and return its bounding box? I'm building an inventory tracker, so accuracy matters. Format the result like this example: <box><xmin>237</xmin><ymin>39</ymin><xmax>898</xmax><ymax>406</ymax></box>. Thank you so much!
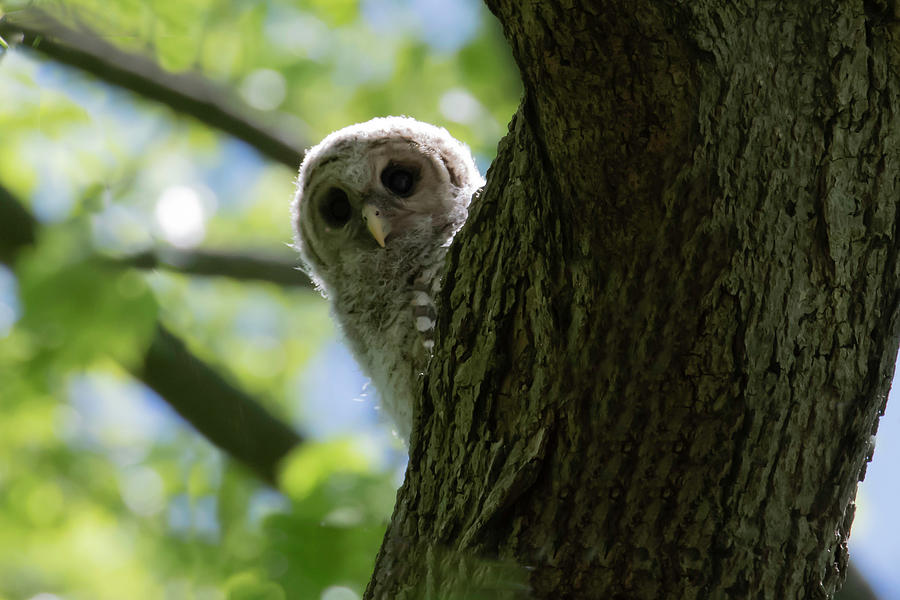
<box><xmin>365</xmin><ymin>2</ymin><xmax>900</xmax><ymax>599</ymax></box>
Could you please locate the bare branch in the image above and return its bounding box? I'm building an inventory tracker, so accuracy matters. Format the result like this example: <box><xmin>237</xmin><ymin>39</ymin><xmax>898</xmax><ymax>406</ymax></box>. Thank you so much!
<box><xmin>0</xmin><ymin>184</ymin><xmax>38</xmax><ymax>264</ymax></box>
<box><xmin>0</xmin><ymin>183</ymin><xmax>303</xmax><ymax>484</ymax></box>
<box><xmin>0</xmin><ymin>8</ymin><xmax>305</xmax><ymax>169</ymax></box>
<box><xmin>138</xmin><ymin>323</ymin><xmax>302</xmax><ymax>485</ymax></box>
<box><xmin>0</xmin><ymin>182</ymin><xmax>312</xmax><ymax>288</ymax></box>
<box><xmin>108</xmin><ymin>247</ymin><xmax>314</xmax><ymax>289</ymax></box>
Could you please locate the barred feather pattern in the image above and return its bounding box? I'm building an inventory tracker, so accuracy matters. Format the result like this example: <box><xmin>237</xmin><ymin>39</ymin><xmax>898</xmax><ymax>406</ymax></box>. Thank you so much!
<box><xmin>291</xmin><ymin>116</ymin><xmax>483</xmax><ymax>440</ymax></box>
<box><xmin>411</xmin><ymin>264</ymin><xmax>441</xmax><ymax>353</ymax></box>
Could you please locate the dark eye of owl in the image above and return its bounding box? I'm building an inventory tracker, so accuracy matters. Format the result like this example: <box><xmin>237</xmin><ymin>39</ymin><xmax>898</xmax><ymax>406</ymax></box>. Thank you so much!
<box><xmin>381</xmin><ymin>165</ymin><xmax>417</xmax><ymax>197</ymax></box>
<box><xmin>321</xmin><ymin>187</ymin><xmax>352</xmax><ymax>226</ymax></box>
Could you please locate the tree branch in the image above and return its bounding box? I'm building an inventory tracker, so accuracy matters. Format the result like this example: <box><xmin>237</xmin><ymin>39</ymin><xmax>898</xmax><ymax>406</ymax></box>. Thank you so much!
<box><xmin>107</xmin><ymin>247</ymin><xmax>313</xmax><ymax>289</ymax></box>
<box><xmin>138</xmin><ymin>323</ymin><xmax>302</xmax><ymax>485</ymax></box>
<box><xmin>0</xmin><ymin>8</ymin><xmax>305</xmax><ymax>169</ymax></box>
<box><xmin>0</xmin><ymin>183</ymin><xmax>303</xmax><ymax>484</ymax></box>
<box><xmin>0</xmin><ymin>184</ymin><xmax>38</xmax><ymax>265</ymax></box>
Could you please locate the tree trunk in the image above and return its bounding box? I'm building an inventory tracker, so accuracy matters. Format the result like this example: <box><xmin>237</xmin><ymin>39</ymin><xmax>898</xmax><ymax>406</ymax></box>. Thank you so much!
<box><xmin>366</xmin><ymin>2</ymin><xmax>900</xmax><ymax>599</ymax></box>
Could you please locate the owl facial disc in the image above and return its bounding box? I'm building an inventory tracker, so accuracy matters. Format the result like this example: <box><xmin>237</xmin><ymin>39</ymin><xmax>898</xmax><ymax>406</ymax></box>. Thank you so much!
<box><xmin>290</xmin><ymin>116</ymin><xmax>486</xmax><ymax>440</ymax></box>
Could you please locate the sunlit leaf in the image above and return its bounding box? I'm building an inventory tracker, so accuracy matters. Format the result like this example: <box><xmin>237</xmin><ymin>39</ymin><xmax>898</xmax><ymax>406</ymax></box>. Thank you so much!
<box><xmin>226</xmin><ymin>571</ymin><xmax>287</xmax><ymax>600</ymax></box>
<box><xmin>278</xmin><ymin>439</ymin><xmax>376</xmax><ymax>501</ymax></box>
<box><xmin>15</xmin><ymin>226</ymin><xmax>158</xmax><ymax>370</ymax></box>
<box><xmin>304</xmin><ymin>0</ymin><xmax>358</xmax><ymax>26</ymax></box>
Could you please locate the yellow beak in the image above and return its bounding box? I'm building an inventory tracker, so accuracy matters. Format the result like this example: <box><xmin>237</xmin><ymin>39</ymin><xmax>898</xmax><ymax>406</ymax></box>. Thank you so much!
<box><xmin>362</xmin><ymin>204</ymin><xmax>391</xmax><ymax>248</ymax></box>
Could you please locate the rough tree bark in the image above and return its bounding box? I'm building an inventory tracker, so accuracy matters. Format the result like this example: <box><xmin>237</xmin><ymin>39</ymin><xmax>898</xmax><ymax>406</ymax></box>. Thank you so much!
<box><xmin>367</xmin><ymin>2</ymin><xmax>900</xmax><ymax>599</ymax></box>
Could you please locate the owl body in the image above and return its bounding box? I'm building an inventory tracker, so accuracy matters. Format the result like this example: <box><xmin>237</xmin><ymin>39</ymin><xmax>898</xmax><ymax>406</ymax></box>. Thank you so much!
<box><xmin>291</xmin><ymin>117</ymin><xmax>483</xmax><ymax>438</ymax></box>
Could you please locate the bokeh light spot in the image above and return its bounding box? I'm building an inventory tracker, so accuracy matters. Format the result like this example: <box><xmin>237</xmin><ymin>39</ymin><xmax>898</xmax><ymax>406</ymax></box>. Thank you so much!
<box><xmin>119</xmin><ymin>466</ymin><xmax>165</xmax><ymax>517</ymax></box>
<box><xmin>240</xmin><ymin>69</ymin><xmax>288</xmax><ymax>111</ymax></box>
<box><xmin>439</xmin><ymin>88</ymin><xmax>483</xmax><ymax>125</ymax></box>
<box><xmin>154</xmin><ymin>185</ymin><xmax>207</xmax><ymax>248</ymax></box>
<box><xmin>321</xmin><ymin>586</ymin><xmax>360</xmax><ymax>600</ymax></box>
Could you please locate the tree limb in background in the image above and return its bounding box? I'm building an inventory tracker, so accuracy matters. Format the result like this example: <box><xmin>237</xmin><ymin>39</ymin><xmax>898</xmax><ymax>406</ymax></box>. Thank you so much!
<box><xmin>0</xmin><ymin>8</ymin><xmax>305</xmax><ymax>169</ymax></box>
<box><xmin>0</xmin><ymin>183</ymin><xmax>303</xmax><ymax>485</ymax></box>
<box><xmin>0</xmin><ymin>184</ymin><xmax>37</xmax><ymax>265</ymax></box>
<box><xmin>139</xmin><ymin>323</ymin><xmax>302</xmax><ymax>486</ymax></box>
<box><xmin>109</xmin><ymin>247</ymin><xmax>313</xmax><ymax>289</ymax></box>
<box><xmin>0</xmin><ymin>184</ymin><xmax>311</xmax><ymax>288</ymax></box>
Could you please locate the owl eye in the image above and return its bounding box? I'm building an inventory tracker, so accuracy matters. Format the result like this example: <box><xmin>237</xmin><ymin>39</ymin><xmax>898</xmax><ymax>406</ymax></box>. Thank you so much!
<box><xmin>321</xmin><ymin>187</ymin><xmax>352</xmax><ymax>226</ymax></box>
<box><xmin>381</xmin><ymin>165</ymin><xmax>417</xmax><ymax>197</ymax></box>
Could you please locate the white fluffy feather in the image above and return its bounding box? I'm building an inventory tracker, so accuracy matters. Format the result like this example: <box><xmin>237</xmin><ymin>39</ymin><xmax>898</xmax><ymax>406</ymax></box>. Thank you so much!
<box><xmin>291</xmin><ymin>116</ymin><xmax>483</xmax><ymax>438</ymax></box>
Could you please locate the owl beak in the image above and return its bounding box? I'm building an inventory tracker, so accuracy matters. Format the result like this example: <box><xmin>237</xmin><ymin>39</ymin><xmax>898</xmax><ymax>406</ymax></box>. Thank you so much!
<box><xmin>362</xmin><ymin>203</ymin><xmax>391</xmax><ymax>248</ymax></box>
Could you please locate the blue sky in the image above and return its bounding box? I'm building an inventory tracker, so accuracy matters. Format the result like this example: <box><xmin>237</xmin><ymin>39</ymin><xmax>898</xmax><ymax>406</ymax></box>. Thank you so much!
<box><xmin>849</xmin><ymin>363</ymin><xmax>900</xmax><ymax>597</ymax></box>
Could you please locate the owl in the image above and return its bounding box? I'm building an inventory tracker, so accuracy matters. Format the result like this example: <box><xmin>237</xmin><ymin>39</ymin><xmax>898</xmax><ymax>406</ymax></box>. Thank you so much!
<box><xmin>291</xmin><ymin>116</ymin><xmax>484</xmax><ymax>439</ymax></box>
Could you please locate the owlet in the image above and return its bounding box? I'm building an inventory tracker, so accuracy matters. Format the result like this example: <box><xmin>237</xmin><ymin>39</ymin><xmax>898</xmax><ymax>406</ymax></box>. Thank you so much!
<box><xmin>291</xmin><ymin>116</ymin><xmax>483</xmax><ymax>439</ymax></box>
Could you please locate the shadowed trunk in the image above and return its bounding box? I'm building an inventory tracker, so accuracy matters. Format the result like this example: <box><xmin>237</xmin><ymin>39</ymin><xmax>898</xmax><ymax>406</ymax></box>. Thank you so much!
<box><xmin>366</xmin><ymin>2</ymin><xmax>900</xmax><ymax>598</ymax></box>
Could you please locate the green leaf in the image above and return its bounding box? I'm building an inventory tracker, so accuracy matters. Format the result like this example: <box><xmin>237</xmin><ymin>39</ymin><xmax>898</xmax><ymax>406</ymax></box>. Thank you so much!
<box><xmin>225</xmin><ymin>571</ymin><xmax>286</xmax><ymax>600</ymax></box>
<box><xmin>74</xmin><ymin>182</ymin><xmax>107</xmax><ymax>216</ymax></box>
<box><xmin>304</xmin><ymin>0</ymin><xmax>358</xmax><ymax>26</ymax></box>
<box><xmin>15</xmin><ymin>227</ymin><xmax>158</xmax><ymax>371</ymax></box>
<box><xmin>278</xmin><ymin>439</ymin><xmax>376</xmax><ymax>501</ymax></box>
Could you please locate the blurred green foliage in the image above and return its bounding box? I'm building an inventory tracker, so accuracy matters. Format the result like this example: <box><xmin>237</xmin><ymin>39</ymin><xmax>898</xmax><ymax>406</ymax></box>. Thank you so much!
<box><xmin>0</xmin><ymin>0</ymin><xmax>520</xmax><ymax>598</ymax></box>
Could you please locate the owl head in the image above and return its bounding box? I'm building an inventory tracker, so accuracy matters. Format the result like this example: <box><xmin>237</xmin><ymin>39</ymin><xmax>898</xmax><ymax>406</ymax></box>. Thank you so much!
<box><xmin>291</xmin><ymin>116</ymin><xmax>483</xmax><ymax>296</ymax></box>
